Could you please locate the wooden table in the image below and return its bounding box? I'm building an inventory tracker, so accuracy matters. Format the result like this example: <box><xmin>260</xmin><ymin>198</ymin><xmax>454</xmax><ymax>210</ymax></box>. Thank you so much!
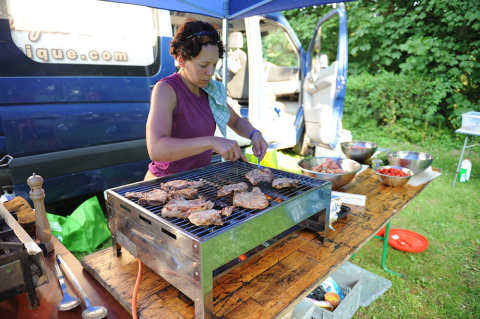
<box><xmin>0</xmin><ymin>168</ymin><xmax>436</xmax><ymax>318</ymax></box>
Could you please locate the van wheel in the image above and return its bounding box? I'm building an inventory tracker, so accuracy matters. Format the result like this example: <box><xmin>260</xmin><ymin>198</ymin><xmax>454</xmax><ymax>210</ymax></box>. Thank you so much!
<box><xmin>293</xmin><ymin>132</ymin><xmax>314</xmax><ymax>156</ymax></box>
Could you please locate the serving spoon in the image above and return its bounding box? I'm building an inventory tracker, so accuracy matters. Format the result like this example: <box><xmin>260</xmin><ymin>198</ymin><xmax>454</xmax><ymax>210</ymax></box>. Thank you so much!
<box><xmin>54</xmin><ymin>262</ymin><xmax>81</xmax><ymax>311</ymax></box>
<box><xmin>56</xmin><ymin>255</ymin><xmax>108</xmax><ymax>319</ymax></box>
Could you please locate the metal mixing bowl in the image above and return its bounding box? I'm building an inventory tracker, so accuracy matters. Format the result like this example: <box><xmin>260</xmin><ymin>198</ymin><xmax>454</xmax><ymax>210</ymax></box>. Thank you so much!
<box><xmin>387</xmin><ymin>151</ymin><xmax>433</xmax><ymax>175</ymax></box>
<box><xmin>297</xmin><ymin>157</ymin><xmax>362</xmax><ymax>190</ymax></box>
<box><xmin>374</xmin><ymin>165</ymin><xmax>413</xmax><ymax>187</ymax></box>
<box><xmin>341</xmin><ymin>141</ymin><xmax>378</xmax><ymax>164</ymax></box>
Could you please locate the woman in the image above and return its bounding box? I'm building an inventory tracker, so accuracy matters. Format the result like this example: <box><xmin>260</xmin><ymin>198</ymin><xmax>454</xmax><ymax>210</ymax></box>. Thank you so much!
<box><xmin>145</xmin><ymin>20</ymin><xmax>268</xmax><ymax>180</ymax></box>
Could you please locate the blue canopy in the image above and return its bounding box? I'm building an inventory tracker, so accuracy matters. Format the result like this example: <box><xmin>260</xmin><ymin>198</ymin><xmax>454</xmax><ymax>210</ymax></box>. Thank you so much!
<box><xmin>104</xmin><ymin>0</ymin><xmax>351</xmax><ymax>19</ymax></box>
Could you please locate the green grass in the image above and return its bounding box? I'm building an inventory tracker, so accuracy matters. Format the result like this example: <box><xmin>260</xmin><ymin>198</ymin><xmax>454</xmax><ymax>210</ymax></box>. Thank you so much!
<box><xmin>344</xmin><ymin>127</ymin><xmax>480</xmax><ymax>319</ymax></box>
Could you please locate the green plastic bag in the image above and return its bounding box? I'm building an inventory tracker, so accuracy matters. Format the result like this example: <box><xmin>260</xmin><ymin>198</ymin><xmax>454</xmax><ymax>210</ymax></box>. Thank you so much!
<box><xmin>47</xmin><ymin>196</ymin><xmax>111</xmax><ymax>253</ymax></box>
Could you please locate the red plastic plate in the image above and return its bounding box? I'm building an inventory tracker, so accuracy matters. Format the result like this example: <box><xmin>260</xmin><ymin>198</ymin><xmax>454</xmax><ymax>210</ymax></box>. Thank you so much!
<box><xmin>387</xmin><ymin>229</ymin><xmax>429</xmax><ymax>253</ymax></box>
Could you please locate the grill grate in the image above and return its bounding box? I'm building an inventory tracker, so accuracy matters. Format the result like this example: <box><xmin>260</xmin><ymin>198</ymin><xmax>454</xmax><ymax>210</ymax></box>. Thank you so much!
<box><xmin>113</xmin><ymin>161</ymin><xmax>328</xmax><ymax>240</ymax></box>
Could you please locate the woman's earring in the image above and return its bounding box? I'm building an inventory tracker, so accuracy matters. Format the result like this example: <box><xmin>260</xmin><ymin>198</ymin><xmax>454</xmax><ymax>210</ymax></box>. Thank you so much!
<box><xmin>178</xmin><ymin>57</ymin><xmax>185</xmax><ymax>68</ymax></box>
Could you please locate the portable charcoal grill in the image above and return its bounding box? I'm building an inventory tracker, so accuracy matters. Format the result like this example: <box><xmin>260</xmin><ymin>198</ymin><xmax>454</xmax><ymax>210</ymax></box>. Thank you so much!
<box><xmin>0</xmin><ymin>206</ymin><xmax>48</xmax><ymax>309</ymax></box>
<box><xmin>105</xmin><ymin>161</ymin><xmax>331</xmax><ymax>319</ymax></box>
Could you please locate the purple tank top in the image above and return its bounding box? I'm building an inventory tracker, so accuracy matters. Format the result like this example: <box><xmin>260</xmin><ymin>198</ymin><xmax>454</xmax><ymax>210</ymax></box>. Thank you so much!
<box><xmin>149</xmin><ymin>73</ymin><xmax>216</xmax><ymax>177</ymax></box>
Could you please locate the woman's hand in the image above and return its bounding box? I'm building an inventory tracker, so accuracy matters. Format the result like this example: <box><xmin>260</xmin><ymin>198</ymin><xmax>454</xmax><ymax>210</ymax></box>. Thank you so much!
<box><xmin>210</xmin><ymin>136</ymin><xmax>247</xmax><ymax>162</ymax></box>
<box><xmin>251</xmin><ymin>131</ymin><xmax>268</xmax><ymax>162</ymax></box>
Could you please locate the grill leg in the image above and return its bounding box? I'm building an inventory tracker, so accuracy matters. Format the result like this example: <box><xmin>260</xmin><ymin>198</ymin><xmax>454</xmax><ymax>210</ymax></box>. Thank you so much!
<box><xmin>20</xmin><ymin>253</ymin><xmax>39</xmax><ymax>309</ymax></box>
<box><xmin>195</xmin><ymin>266</ymin><xmax>214</xmax><ymax>319</ymax></box>
<box><xmin>194</xmin><ymin>290</ymin><xmax>214</xmax><ymax>319</ymax></box>
<box><xmin>112</xmin><ymin>236</ymin><xmax>122</xmax><ymax>257</ymax></box>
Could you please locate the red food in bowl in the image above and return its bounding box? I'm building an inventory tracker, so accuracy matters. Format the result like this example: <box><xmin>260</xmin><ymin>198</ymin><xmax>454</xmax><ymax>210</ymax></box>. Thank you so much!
<box><xmin>377</xmin><ymin>167</ymin><xmax>410</xmax><ymax>177</ymax></box>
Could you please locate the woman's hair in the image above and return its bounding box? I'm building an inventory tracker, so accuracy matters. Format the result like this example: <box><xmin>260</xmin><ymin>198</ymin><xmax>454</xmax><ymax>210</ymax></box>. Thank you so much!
<box><xmin>170</xmin><ymin>20</ymin><xmax>225</xmax><ymax>61</ymax></box>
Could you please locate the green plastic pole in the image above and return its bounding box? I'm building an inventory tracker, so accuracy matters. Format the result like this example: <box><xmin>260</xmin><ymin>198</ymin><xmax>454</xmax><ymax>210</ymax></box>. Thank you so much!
<box><xmin>380</xmin><ymin>222</ymin><xmax>405</xmax><ymax>278</ymax></box>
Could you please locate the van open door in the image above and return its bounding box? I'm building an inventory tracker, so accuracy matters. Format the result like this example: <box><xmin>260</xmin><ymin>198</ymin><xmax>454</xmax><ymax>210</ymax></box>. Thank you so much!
<box><xmin>238</xmin><ymin>14</ymin><xmax>302</xmax><ymax>150</ymax></box>
<box><xmin>302</xmin><ymin>3</ymin><xmax>348</xmax><ymax>153</ymax></box>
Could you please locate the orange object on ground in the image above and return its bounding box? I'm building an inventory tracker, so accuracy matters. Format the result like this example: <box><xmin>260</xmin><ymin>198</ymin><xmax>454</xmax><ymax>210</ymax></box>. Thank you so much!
<box><xmin>324</xmin><ymin>292</ymin><xmax>340</xmax><ymax>307</ymax></box>
<box><xmin>387</xmin><ymin>229</ymin><xmax>429</xmax><ymax>253</ymax></box>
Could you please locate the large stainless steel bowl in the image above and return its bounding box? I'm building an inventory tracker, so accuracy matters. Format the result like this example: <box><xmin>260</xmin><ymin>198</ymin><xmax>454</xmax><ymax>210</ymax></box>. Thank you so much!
<box><xmin>297</xmin><ymin>157</ymin><xmax>362</xmax><ymax>190</ymax></box>
<box><xmin>341</xmin><ymin>141</ymin><xmax>378</xmax><ymax>164</ymax></box>
<box><xmin>387</xmin><ymin>151</ymin><xmax>433</xmax><ymax>175</ymax></box>
<box><xmin>374</xmin><ymin>165</ymin><xmax>413</xmax><ymax>187</ymax></box>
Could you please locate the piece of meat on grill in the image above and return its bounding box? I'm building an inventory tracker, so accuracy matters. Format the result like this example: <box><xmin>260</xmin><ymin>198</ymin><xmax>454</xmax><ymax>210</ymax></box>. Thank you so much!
<box><xmin>272</xmin><ymin>177</ymin><xmax>299</xmax><ymax>189</ymax></box>
<box><xmin>161</xmin><ymin>179</ymin><xmax>204</xmax><ymax>191</ymax></box>
<box><xmin>188</xmin><ymin>210</ymin><xmax>223</xmax><ymax>226</ymax></box>
<box><xmin>220</xmin><ymin>206</ymin><xmax>235</xmax><ymax>217</ymax></box>
<box><xmin>245</xmin><ymin>168</ymin><xmax>274</xmax><ymax>185</ymax></box>
<box><xmin>161</xmin><ymin>198</ymin><xmax>214</xmax><ymax>218</ymax></box>
<box><xmin>233</xmin><ymin>187</ymin><xmax>269</xmax><ymax>210</ymax></box>
<box><xmin>125</xmin><ymin>191</ymin><xmax>144</xmax><ymax>200</ymax></box>
<box><xmin>217</xmin><ymin>182</ymin><xmax>249</xmax><ymax>197</ymax></box>
<box><xmin>168</xmin><ymin>187</ymin><xmax>198</xmax><ymax>200</ymax></box>
<box><xmin>137</xmin><ymin>189</ymin><xmax>169</xmax><ymax>206</ymax></box>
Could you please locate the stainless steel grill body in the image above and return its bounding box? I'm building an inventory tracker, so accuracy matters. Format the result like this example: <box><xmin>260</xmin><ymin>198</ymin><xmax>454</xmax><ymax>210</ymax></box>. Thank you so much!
<box><xmin>105</xmin><ymin>161</ymin><xmax>331</xmax><ymax>319</ymax></box>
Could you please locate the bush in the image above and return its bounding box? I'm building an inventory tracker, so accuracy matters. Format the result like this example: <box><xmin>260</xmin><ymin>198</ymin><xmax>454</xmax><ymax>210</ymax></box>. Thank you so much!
<box><xmin>343</xmin><ymin>71</ymin><xmax>451</xmax><ymax>143</ymax></box>
<box><xmin>284</xmin><ymin>0</ymin><xmax>480</xmax><ymax>131</ymax></box>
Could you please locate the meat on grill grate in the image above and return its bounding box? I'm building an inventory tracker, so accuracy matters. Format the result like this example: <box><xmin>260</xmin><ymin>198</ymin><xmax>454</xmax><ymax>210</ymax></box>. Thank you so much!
<box><xmin>125</xmin><ymin>191</ymin><xmax>144</xmax><ymax>200</ymax></box>
<box><xmin>161</xmin><ymin>198</ymin><xmax>214</xmax><ymax>218</ymax></box>
<box><xmin>217</xmin><ymin>182</ymin><xmax>249</xmax><ymax>197</ymax></box>
<box><xmin>233</xmin><ymin>187</ymin><xmax>269</xmax><ymax>210</ymax></box>
<box><xmin>220</xmin><ymin>206</ymin><xmax>235</xmax><ymax>217</ymax></box>
<box><xmin>272</xmin><ymin>177</ymin><xmax>299</xmax><ymax>189</ymax></box>
<box><xmin>187</xmin><ymin>206</ymin><xmax>234</xmax><ymax>226</ymax></box>
<box><xmin>188</xmin><ymin>210</ymin><xmax>223</xmax><ymax>226</ymax></box>
<box><xmin>245</xmin><ymin>168</ymin><xmax>274</xmax><ymax>185</ymax></box>
<box><xmin>168</xmin><ymin>187</ymin><xmax>198</xmax><ymax>199</ymax></box>
<box><xmin>161</xmin><ymin>179</ymin><xmax>204</xmax><ymax>191</ymax></box>
<box><xmin>126</xmin><ymin>186</ymin><xmax>199</xmax><ymax>205</ymax></box>
<box><xmin>125</xmin><ymin>189</ymin><xmax>169</xmax><ymax>205</ymax></box>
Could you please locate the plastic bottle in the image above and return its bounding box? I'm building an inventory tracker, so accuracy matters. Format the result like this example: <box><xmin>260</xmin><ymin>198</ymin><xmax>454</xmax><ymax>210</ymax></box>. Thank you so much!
<box><xmin>458</xmin><ymin>158</ymin><xmax>472</xmax><ymax>183</ymax></box>
<box><xmin>464</xmin><ymin>158</ymin><xmax>472</xmax><ymax>181</ymax></box>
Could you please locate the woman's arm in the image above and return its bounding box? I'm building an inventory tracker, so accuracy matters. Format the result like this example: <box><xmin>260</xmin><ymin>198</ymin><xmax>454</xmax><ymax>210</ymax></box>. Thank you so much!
<box><xmin>227</xmin><ymin>104</ymin><xmax>268</xmax><ymax>160</ymax></box>
<box><xmin>146</xmin><ymin>82</ymin><xmax>246</xmax><ymax>162</ymax></box>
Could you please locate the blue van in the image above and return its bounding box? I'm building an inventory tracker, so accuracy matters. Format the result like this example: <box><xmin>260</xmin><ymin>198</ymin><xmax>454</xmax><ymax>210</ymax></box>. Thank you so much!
<box><xmin>0</xmin><ymin>0</ymin><xmax>347</xmax><ymax>204</ymax></box>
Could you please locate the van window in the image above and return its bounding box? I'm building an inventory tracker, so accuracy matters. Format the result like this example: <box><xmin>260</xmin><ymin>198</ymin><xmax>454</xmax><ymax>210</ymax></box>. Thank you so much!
<box><xmin>261</xmin><ymin>20</ymin><xmax>298</xmax><ymax>68</ymax></box>
<box><xmin>2</xmin><ymin>0</ymin><xmax>163</xmax><ymax>76</ymax></box>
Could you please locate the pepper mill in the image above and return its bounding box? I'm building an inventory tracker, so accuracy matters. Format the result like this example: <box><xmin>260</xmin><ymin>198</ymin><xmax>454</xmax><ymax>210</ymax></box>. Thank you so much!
<box><xmin>28</xmin><ymin>172</ymin><xmax>54</xmax><ymax>254</ymax></box>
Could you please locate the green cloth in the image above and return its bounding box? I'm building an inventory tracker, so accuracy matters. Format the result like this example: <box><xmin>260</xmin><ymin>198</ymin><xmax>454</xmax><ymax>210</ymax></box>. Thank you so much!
<box><xmin>47</xmin><ymin>196</ymin><xmax>111</xmax><ymax>253</ymax></box>
<box><xmin>202</xmin><ymin>79</ymin><xmax>230</xmax><ymax>137</ymax></box>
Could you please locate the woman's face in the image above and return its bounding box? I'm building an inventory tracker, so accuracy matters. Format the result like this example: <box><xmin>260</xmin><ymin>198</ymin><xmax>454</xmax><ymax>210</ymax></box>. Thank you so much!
<box><xmin>180</xmin><ymin>44</ymin><xmax>219</xmax><ymax>88</ymax></box>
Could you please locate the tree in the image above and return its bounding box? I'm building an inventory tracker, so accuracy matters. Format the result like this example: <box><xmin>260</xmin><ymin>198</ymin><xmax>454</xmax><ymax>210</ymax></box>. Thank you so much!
<box><xmin>284</xmin><ymin>0</ymin><xmax>480</xmax><ymax>130</ymax></box>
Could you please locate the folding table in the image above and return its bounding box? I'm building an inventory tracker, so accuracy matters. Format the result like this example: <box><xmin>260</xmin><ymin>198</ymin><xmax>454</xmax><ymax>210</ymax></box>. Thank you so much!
<box><xmin>453</xmin><ymin>128</ymin><xmax>479</xmax><ymax>186</ymax></box>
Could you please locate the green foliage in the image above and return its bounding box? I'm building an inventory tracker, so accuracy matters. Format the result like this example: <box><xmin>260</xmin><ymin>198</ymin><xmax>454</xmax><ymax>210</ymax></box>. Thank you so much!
<box><xmin>345</xmin><ymin>0</ymin><xmax>480</xmax><ymax>129</ymax></box>
<box><xmin>284</xmin><ymin>6</ymin><xmax>338</xmax><ymax>64</ymax></box>
<box><xmin>262</xmin><ymin>28</ymin><xmax>298</xmax><ymax>67</ymax></box>
<box><xmin>343</xmin><ymin>71</ymin><xmax>451</xmax><ymax>143</ymax></box>
<box><xmin>283</xmin><ymin>0</ymin><xmax>480</xmax><ymax>130</ymax></box>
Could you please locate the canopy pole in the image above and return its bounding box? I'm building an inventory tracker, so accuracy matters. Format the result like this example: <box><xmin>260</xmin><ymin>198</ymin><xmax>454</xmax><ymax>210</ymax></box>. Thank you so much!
<box><xmin>222</xmin><ymin>19</ymin><xmax>229</xmax><ymax>90</ymax></box>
